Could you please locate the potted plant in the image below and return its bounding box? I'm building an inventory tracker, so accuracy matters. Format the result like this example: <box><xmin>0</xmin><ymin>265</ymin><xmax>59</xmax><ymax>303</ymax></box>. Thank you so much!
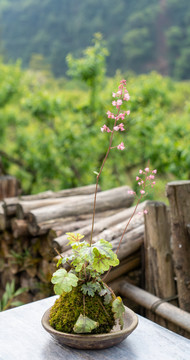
<box><xmin>42</xmin><ymin>79</ymin><xmax>157</xmax><ymax>349</ymax></box>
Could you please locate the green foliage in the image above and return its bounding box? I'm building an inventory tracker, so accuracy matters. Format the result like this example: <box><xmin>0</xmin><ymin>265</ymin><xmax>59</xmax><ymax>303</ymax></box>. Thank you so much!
<box><xmin>50</xmin><ymin>232</ymin><xmax>124</xmax><ymax>333</ymax></box>
<box><xmin>0</xmin><ymin>280</ymin><xmax>27</xmax><ymax>311</ymax></box>
<box><xmin>49</xmin><ymin>285</ymin><xmax>115</xmax><ymax>334</ymax></box>
<box><xmin>62</xmin><ymin>233</ymin><xmax>120</xmax><ymax>276</ymax></box>
<box><xmin>66</xmin><ymin>33</ymin><xmax>108</xmax><ymax>112</ymax></box>
<box><xmin>112</xmin><ymin>296</ymin><xmax>125</xmax><ymax>329</ymax></box>
<box><xmin>51</xmin><ymin>268</ymin><xmax>78</xmax><ymax>294</ymax></box>
<box><xmin>81</xmin><ymin>281</ymin><xmax>101</xmax><ymax>296</ymax></box>
<box><xmin>66</xmin><ymin>233</ymin><xmax>85</xmax><ymax>245</ymax></box>
<box><xmin>1</xmin><ymin>0</ymin><xmax>190</xmax><ymax>79</ymax></box>
<box><xmin>73</xmin><ymin>314</ymin><xmax>99</xmax><ymax>333</ymax></box>
<box><xmin>0</xmin><ymin>57</ymin><xmax>190</xmax><ymax>199</ymax></box>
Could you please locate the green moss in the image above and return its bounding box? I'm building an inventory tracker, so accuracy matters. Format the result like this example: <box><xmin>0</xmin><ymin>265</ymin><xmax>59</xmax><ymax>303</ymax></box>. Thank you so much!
<box><xmin>49</xmin><ymin>285</ymin><xmax>115</xmax><ymax>334</ymax></box>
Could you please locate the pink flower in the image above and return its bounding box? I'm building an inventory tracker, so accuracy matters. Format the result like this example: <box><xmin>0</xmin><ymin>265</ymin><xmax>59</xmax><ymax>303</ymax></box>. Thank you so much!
<box><xmin>128</xmin><ymin>190</ymin><xmax>136</xmax><ymax>195</ymax></box>
<box><xmin>145</xmin><ymin>167</ymin><xmax>149</xmax><ymax>172</ymax></box>
<box><xmin>136</xmin><ymin>176</ymin><xmax>140</xmax><ymax>181</ymax></box>
<box><xmin>117</xmin><ymin>142</ymin><xmax>125</xmax><ymax>150</ymax></box>
<box><xmin>113</xmin><ymin>126</ymin><xmax>119</xmax><ymax>131</ymax></box>
<box><xmin>152</xmin><ymin>181</ymin><xmax>156</xmax><ymax>185</ymax></box>
<box><xmin>118</xmin><ymin>123</ymin><xmax>125</xmax><ymax>131</ymax></box>
<box><xmin>101</xmin><ymin>125</ymin><xmax>111</xmax><ymax>133</ymax></box>
<box><xmin>152</xmin><ymin>169</ymin><xmax>157</xmax><ymax>174</ymax></box>
<box><xmin>106</xmin><ymin>111</ymin><xmax>115</xmax><ymax>119</ymax></box>
<box><xmin>112</xmin><ymin>92</ymin><xmax>116</xmax><ymax>98</ymax></box>
<box><xmin>139</xmin><ymin>169</ymin><xmax>143</xmax><ymax>174</ymax></box>
<box><xmin>117</xmin><ymin>99</ymin><xmax>122</xmax><ymax>106</ymax></box>
<box><xmin>112</xmin><ymin>101</ymin><xmax>117</xmax><ymax>106</ymax></box>
<box><xmin>123</xmin><ymin>93</ymin><xmax>130</xmax><ymax>101</ymax></box>
<box><xmin>117</xmin><ymin>90</ymin><xmax>122</xmax><ymax>96</ymax></box>
<box><xmin>116</xmin><ymin>112</ymin><xmax>125</xmax><ymax>120</ymax></box>
<box><xmin>101</xmin><ymin>125</ymin><xmax>107</xmax><ymax>132</ymax></box>
<box><xmin>126</xmin><ymin>110</ymin><xmax>130</xmax><ymax>115</ymax></box>
<box><xmin>140</xmin><ymin>190</ymin><xmax>145</xmax><ymax>195</ymax></box>
<box><xmin>149</xmin><ymin>175</ymin><xmax>155</xmax><ymax>179</ymax></box>
<box><xmin>144</xmin><ymin>210</ymin><xmax>148</xmax><ymax>214</ymax></box>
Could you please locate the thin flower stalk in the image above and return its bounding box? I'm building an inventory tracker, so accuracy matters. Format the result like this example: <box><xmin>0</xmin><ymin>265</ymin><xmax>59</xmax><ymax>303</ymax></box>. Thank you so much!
<box><xmin>90</xmin><ymin>80</ymin><xmax>129</xmax><ymax>245</ymax></box>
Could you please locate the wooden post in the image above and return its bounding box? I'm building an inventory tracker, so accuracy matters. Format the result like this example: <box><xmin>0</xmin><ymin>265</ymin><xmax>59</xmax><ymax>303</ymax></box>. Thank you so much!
<box><xmin>144</xmin><ymin>201</ymin><xmax>177</xmax><ymax>328</ymax></box>
<box><xmin>144</xmin><ymin>201</ymin><xmax>176</xmax><ymax>298</ymax></box>
<box><xmin>166</xmin><ymin>181</ymin><xmax>190</xmax><ymax>312</ymax></box>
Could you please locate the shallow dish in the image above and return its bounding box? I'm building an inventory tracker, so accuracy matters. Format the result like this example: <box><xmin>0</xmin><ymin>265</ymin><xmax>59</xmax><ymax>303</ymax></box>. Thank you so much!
<box><xmin>41</xmin><ymin>306</ymin><xmax>138</xmax><ymax>350</ymax></box>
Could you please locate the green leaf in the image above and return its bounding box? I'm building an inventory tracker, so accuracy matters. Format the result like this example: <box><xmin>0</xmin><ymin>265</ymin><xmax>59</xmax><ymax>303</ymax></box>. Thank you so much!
<box><xmin>79</xmin><ymin>245</ymin><xmax>94</xmax><ymax>262</ymax></box>
<box><xmin>92</xmin><ymin>248</ymin><xmax>119</xmax><ymax>273</ymax></box>
<box><xmin>56</xmin><ymin>258</ymin><xmax>62</xmax><ymax>268</ymax></box>
<box><xmin>10</xmin><ymin>301</ymin><xmax>24</xmax><ymax>307</ymax></box>
<box><xmin>66</xmin><ymin>233</ymin><xmax>84</xmax><ymax>244</ymax></box>
<box><xmin>72</xmin><ymin>261</ymin><xmax>83</xmax><ymax>272</ymax></box>
<box><xmin>51</xmin><ymin>269</ymin><xmax>78</xmax><ymax>294</ymax></box>
<box><xmin>112</xmin><ymin>297</ymin><xmax>125</xmax><ymax>329</ymax></box>
<box><xmin>99</xmin><ymin>286</ymin><xmax>112</xmax><ymax>304</ymax></box>
<box><xmin>99</xmin><ymin>288</ymin><xmax>107</xmax><ymax>296</ymax></box>
<box><xmin>92</xmin><ymin>249</ymin><xmax>110</xmax><ymax>273</ymax></box>
<box><xmin>92</xmin><ymin>239</ymin><xmax>115</xmax><ymax>259</ymax></box>
<box><xmin>81</xmin><ymin>282</ymin><xmax>101</xmax><ymax>297</ymax></box>
<box><xmin>107</xmin><ymin>253</ymin><xmax>119</xmax><ymax>267</ymax></box>
<box><xmin>10</xmin><ymin>280</ymin><xmax>15</xmax><ymax>294</ymax></box>
<box><xmin>2</xmin><ymin>292</ymin><xmax>9</xmax><ymax>310</ymax></box>
<box><xmin>14</xmin><ymin>287</ymin><xmax>28</xmax><ymax>297</ymax></box>
<box><xmin>5</xmin><ymin>282</ymin><xmax>13</xmax><ymax>298</ymax></box>
<box><xmin>104</xmin><ymin>292</ymin><xmax>112</xmax><ymax>305</ymax></box>
<box><xmin>73</xmin><ymin>314</ymin><xmax>99</xmax><ymax>333</ymax></box>
<box><xmin>61</xmin><ymin>254</ymin><xmax>75</xmax><ymax>266</ymax></box>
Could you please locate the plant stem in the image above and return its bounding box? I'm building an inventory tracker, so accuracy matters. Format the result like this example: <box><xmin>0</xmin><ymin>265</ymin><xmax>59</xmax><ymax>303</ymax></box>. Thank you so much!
<box><xmin>97</xmin><ymin>298</ymin><xmax>111</xmax><ymax>319</ymax></box>
<box><xmin>115</xmin><ymin>196</ymin><xmax>142</xmax><ymax>254</ymax></box>
<box><xmin>89</xmin><ymin>107</ymin><xmax>121</xmax><ymax>246</ymax></box>
<box><xmin>83</xmin><ymin>294</ymin><xmax>85</xmax><ymax>315</ymax></box>
<box><xmin>102</xmin><ymin>193</ymin><xmax>144</xmax><ymax>282</ymax></box>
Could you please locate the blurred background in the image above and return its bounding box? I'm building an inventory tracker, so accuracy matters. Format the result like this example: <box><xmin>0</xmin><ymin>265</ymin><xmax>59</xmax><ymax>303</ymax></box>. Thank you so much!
<box><xmin>0</xmin><ymin>0</ymin><xmax>190</xmax><ymax>199</ymax></box>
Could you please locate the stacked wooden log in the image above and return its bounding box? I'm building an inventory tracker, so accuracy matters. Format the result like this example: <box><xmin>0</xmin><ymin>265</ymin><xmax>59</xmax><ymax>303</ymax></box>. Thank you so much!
<box><xmin>0</xmin><ymin>183</ymin><xmax>145</xmax><ymax>302</ymax></box>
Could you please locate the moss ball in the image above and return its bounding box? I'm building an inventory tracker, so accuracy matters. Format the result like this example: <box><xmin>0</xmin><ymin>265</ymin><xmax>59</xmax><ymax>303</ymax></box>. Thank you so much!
<box><xmin>49</xmin><ymin>285</ymin><xmax>115</xmax><ymax>334</ymax></box>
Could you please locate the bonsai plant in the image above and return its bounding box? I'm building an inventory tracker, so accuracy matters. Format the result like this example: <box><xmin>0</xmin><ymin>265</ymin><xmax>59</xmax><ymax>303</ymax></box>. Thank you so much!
<box><xmin>43</xmin><ymin>79</ymin><xmax>157</xmax><ymax>342</ymax></box>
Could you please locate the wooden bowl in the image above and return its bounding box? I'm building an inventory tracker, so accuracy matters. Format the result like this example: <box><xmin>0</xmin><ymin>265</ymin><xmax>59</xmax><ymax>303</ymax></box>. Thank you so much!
<box><xmin>41</xmin><ymin>306</ymin><xmax>138</xmax><ymax>350</ymax></box>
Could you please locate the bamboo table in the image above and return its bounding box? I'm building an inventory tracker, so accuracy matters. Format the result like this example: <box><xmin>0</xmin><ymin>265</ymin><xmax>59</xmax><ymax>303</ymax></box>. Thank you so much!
<box><xmin>0</xmin><ymin>296</ymin><xmax>190</xmax><ymax>360</ymax></box>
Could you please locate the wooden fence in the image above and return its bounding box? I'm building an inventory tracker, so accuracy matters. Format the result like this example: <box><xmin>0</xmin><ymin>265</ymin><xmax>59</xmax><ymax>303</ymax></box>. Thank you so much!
<box><xmin>0</xmin><ymin>176</ymin><xmax>189</xmax><ymax>337</ymax></box>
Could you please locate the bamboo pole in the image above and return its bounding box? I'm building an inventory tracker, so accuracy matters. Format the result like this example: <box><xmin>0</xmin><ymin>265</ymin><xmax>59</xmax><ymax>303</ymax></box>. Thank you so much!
<box><xmin>119</xmin><ymin>281</ymin><xmax>190</xmax><ymax>333</ymax></box>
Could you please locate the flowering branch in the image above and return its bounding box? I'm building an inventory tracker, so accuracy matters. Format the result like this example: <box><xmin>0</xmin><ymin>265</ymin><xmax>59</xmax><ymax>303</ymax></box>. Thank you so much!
<box><xmin>89</xmin><ymin>79</ymin><xmax>157</xmax><ymax>267</ymax></box>
<box><xmin>90</xmin><ymin>80</ymin><xmax>130</xmax><ymax>245</ymax></box>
